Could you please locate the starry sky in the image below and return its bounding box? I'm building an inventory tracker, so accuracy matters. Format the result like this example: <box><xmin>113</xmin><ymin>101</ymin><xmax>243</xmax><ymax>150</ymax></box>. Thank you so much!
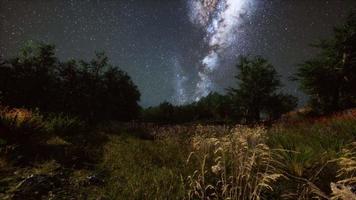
<box><xmin>1</xmin><ymin>0</ymin><xmax>356</xmax><ymax>107</ymax></box>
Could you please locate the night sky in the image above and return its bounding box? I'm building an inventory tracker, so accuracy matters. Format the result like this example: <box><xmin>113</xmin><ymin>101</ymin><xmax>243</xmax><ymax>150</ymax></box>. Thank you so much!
<box><xmin>1</xmin><ymin>0</ymin><xmax>356</xmax><ymax>107</ymax></box>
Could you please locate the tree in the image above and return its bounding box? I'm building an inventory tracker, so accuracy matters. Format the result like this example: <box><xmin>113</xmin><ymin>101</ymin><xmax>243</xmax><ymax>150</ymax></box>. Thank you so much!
<box><xmin>0</xmin><ymin>57</ymin><xmax>9</xmax><ymax>104</ymax></box>
<box><xmin>5</xmin><ymin>41</ymin><xmax>58</xmax><ymax>110</ymax></box>
<box><xmin>195</xmin><ymin>92</ymin><xmax>234</xmax><ymax>121</ymax></box>
<box><xmin>296</xmin><ymin>12</ymin><xmax>356</xmax><ymax>113</ymax></box>
<box><xmin>0</xmin><ymin>41</ymin><xmax>141</xmax><ymax>121</ymax></box>
<box><xmin>229</xmin><ymin>56</ymin><xmax>297</xmax><ymax>123</ymax></box>
<box><xmin>142</xmin><ymin>102</ymin><xmax>175</xmax><ymax>123</ymax></box>
<box><xmin>141</xmin><ymin>92</ymin><xmax>237</xmax><ymax>124</ymax></box>
<box><xmin>56</xmin><ymin>51</ymin><xmax>141</xmax><ymax>121</ymax></box>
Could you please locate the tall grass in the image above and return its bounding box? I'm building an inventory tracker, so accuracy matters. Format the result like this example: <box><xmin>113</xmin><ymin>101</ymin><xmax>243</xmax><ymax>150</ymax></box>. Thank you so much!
<box><xmin>96</xmin><ymin>117</ymin><xmax>356</xmax><ymax>199</ymax></box>
<box><xmin>331</xmin><ymin>142</ymin><xmax>356</xmax><ymax>200</ymax></box>
<box><xmin>267</xmin><ymin>111</ymin><xmax>356</xmax><ymax>199</ymax></box>
<box><xmin>2</xmin><ymin>106</ymin><xmax>356</xmax><ymax>199</ymax></box>
<box><xmin>99</xmin><ymin>133</ymin><xmax>190</xmax><ymax>200</ymax></box>
<box><xmin>186</xmin><ymin>126</ymin><xmax>282</xmax><ymax>200</ymax></box>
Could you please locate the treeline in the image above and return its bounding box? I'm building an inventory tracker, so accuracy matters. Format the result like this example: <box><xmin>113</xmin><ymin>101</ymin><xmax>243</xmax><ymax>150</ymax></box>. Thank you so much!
<box><xmin>0</xmin><ymin>41</ymin><xmax>140</xmax><ymax>121</ymax></box>
<box><xmin>142</xmin><ymin>56</ymin><xmax>298</xmax><ymax>124</ymax></box>
<box><xmin>142</xmin><ymin>12</ymin><xmax>356</xmax><ymax>124</ymax></box>
<box><xmin>0</xmin><ymin>13</ymin><xmax>355</xmax><ymax>124</ymax></box>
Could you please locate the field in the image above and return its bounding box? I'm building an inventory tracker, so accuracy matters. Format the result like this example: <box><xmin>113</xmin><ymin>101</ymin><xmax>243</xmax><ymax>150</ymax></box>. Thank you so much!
<box><xmin>0</xmin><ymin>108</ymin><xmax>356</xmax><ymax>199</ymax></box>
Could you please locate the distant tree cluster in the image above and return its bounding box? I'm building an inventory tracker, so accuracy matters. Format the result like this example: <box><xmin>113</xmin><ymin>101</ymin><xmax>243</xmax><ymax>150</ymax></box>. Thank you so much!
<box><xmin>0</xmin><ymin>41</ymin><xmax>141</xmax><ymax>121</ymax></box>
<box><xmin>296</xmin><ymin>12</ymin><xmax>356</xmax><ymax>114</ymax></box>
<box><xmin>142</xmin><ymin>56</ymin><xmax>297</xmax><ymax>124</ymax></box>
<box><xmin>142</xmin><ymin>93</ymin><xmax>235</xmax><ymax>124</ymax></box>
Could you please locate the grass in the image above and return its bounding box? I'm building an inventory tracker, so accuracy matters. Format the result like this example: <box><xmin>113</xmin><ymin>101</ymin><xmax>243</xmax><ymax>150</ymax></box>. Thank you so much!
<box><xmin>98</xmin><ymin>133</ymin><xmax>190</xmax><ymax>199</ymax></box>
<box><xmin>0</xmin><ymin>107</ymin><xmax>356</xmax><ymax>199</ymax></box>
<box><xmin>186</xmin><ymin>126</ymin><xmax>282</xmax><ymax>200</ymax></box>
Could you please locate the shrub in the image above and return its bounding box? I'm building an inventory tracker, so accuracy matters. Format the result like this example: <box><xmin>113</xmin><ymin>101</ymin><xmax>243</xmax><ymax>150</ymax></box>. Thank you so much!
<box><xmin>0</xmin><ymin>106</ymin><xmax>88</xmax><ymax>145</ymax></box>
<box><xmin>44</xmin><ymin>113</ymin><xmax>86</xmax><ymax>139</ymax></box>
<box><xmin>0</xmin><ymin>107</ymin><xmax>47</xmax><ymax>144</ymax></box>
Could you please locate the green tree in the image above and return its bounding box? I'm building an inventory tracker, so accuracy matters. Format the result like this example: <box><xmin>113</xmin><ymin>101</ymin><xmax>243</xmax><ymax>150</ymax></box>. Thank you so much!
<box><xmin>296</xmin><ymin>12</ymin><xmax>356</xmax><ymax>113</ymax></box>
<box><xmin>229</xmin><ymin>56</ymin><xmax>297</xmax><ymax>123</ymax></box>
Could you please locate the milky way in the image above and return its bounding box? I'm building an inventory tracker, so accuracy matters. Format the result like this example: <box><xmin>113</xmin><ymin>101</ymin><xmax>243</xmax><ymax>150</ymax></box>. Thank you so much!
<box><xmin>172</xmin><ymin>56</ymin><xmax>188</xmax><ymax>105</ymax></box>
<box><xmin>1</xmin><ymin>0</ymin><xmax>355</xmax><ymax>106</ymax></box>
<box><xmin>188</xmin><ymin>0</ymin><xmax>255</xmax><ymax>100</ymax></box>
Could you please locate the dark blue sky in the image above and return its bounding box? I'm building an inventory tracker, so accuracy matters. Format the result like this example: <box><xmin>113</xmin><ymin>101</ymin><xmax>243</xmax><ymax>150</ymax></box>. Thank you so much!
<box><xmin>1</xmin><ymin>0</ymin><xmax>355</xmax><ymax>106</ymax></box>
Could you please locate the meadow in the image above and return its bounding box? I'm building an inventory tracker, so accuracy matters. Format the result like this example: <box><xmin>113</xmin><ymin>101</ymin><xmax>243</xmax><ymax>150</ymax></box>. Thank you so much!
<box><xmin>0</xmin><ymin>107</ymin><xmax>355</xmax><ymax>199</ymax></box>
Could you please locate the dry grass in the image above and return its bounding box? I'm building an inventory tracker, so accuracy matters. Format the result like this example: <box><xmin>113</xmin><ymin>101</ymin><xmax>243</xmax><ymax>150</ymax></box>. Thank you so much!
<box><xmin>1</xmin><ymin>107</ymin><xmax>356</xmax><ymax>199</ymax></box>
<box><xmin>331</xmin><ymin>142</ymin><xmax>356</xmax><ymax>200</ymax></box>
<box><xmin>186</xmin><ymin>126</ymin><xmax>283</xmax><ymax>200</ymax></box>
<box><xmin>100</xmin><ymin>121</ymin><xmax>356</xmax><ymax>200</ymax></box>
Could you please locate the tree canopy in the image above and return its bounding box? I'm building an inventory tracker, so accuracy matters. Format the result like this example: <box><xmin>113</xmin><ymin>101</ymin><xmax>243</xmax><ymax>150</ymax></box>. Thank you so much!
<box><xmin>296</xmin><ymin>12</ymin><xmax>356</xmax><ymax>114</ymax></box>
<box><xmin>0</xmin><ymin>41</ymin><xmax>141</xmax><ymax>121</ymax></box>
<box><xmin>228</xmin><ymin>56</ymin><xmax>297</xmax><ymax>123</ymax></box>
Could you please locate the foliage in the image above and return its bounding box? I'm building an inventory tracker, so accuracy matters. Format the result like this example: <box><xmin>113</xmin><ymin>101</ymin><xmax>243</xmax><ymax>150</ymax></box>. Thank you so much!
<box><xmin>142</xmin><ymin>93</ymin><xmax>235</xmax><ymax>124</ymax></box>
<box><xmin>43</xmin><ymin>113</ymin><xmax>86</xmax><ymax>139</ymax></box>
<box><xmin>296</xmin><ymin>12</ymin><xmax>356</xmax><ymax>114</ymax></box>
<box><xmin>228</xmin><ymin>56</ymin><xmax>297</xmax><ymax>123</ymax></box>
<box><xmin>0</xmin><ymin>41</ymin><xmax>141</xmax><ymax>121</ymax></box>
<box><xmin>0</xmin><ymin>106</ymin><xmax>87</xmax><ymax>146</ymax></box>
<box><xmin>142</xmin><ymin>55</ymin><xmax>298</xmax><ymax>125</ymax></box>
<box><xmin>0</xmin><ymin>107</ymin><xmax>47</xmax><ymax>144</ymax></box>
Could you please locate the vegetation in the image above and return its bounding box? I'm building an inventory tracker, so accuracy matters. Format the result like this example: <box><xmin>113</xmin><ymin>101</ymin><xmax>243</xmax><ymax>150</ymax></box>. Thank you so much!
<box><xmin>142</xmin><ymin>93</ymin><xmax>235</xmax><ymax>124</ymax></box>
<box><xmin>142</xmin><ymin>57</ymin><xmax>297</xmax><ymax>124</ymax></box>
<box><xmin>0</xmin><ymin>9</ymin><xmax>355</xmax><ymax>200</ymax></box>
<box><xmin>1</xmin><ymin>106</ymin><xmax>355</xmax><ymax>199</ymax></box>
<box><xmin>101</xmin><ymin>111</ymin><xmax>356</xmax><ymax>200</ymax></box>
<box><xmin>0</xmin><ymin>41</ymin><xmax>141</xmax><ymax>121</ymax></box>
<box><xmin>296</xmin><ymin>13</ymin><xmax>356</xmax><ymax>114</ymax></box>
<box><xmin>228</xmin><ymin>56</ymin><xmax>297</xmax><ymax>123</ymax></box>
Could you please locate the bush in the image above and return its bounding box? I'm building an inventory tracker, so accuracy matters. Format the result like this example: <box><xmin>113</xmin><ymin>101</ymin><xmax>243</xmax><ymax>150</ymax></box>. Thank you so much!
<box><xmin>0</xmin><ymin>106</ymin><xmax>88</xmax><ymax>145</ymax></box>
<box><xmin>44</xmin><ymin>113</ymin><xmax>86</xmax><ymax>139</ymax></box>
<box><xmin>0</xmin><ymin>107</ymin><xmax>47</xmax><ymax>144</ymax></box>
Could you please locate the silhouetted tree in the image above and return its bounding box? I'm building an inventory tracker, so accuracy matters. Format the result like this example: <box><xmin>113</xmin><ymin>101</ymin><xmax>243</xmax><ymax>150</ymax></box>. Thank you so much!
<box><xmin>5</xmin><ymin>41</ymin><xmax>58</xmax><ymax>110</ymax></box>
<box><xmin>142</xmin><ymin>102</ymin><xmax>176</xmax><ymax>123</ymax></box>
<box><xmin>195</xmin><ymin>92</ymin><xmax>234</xmax><ymax>121</ymax></box>
<box><xmin>141</xmin><ymin>94</ymin><xmax>234</xmax><ymax>124</ymax></box>
<box><xmin>229</xmin><ymin>56</ymin><xmax>297</xmax><ymax>123</ymax></box>
<box><xmin>296</xmin><ymin>12</ymin><xmax>356</xmax><ymax>113</ymax></box>
<box><xmin>0</xmin><ymin>41</ymin><xmax>141</xmax><ymax>121</ymax></box>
